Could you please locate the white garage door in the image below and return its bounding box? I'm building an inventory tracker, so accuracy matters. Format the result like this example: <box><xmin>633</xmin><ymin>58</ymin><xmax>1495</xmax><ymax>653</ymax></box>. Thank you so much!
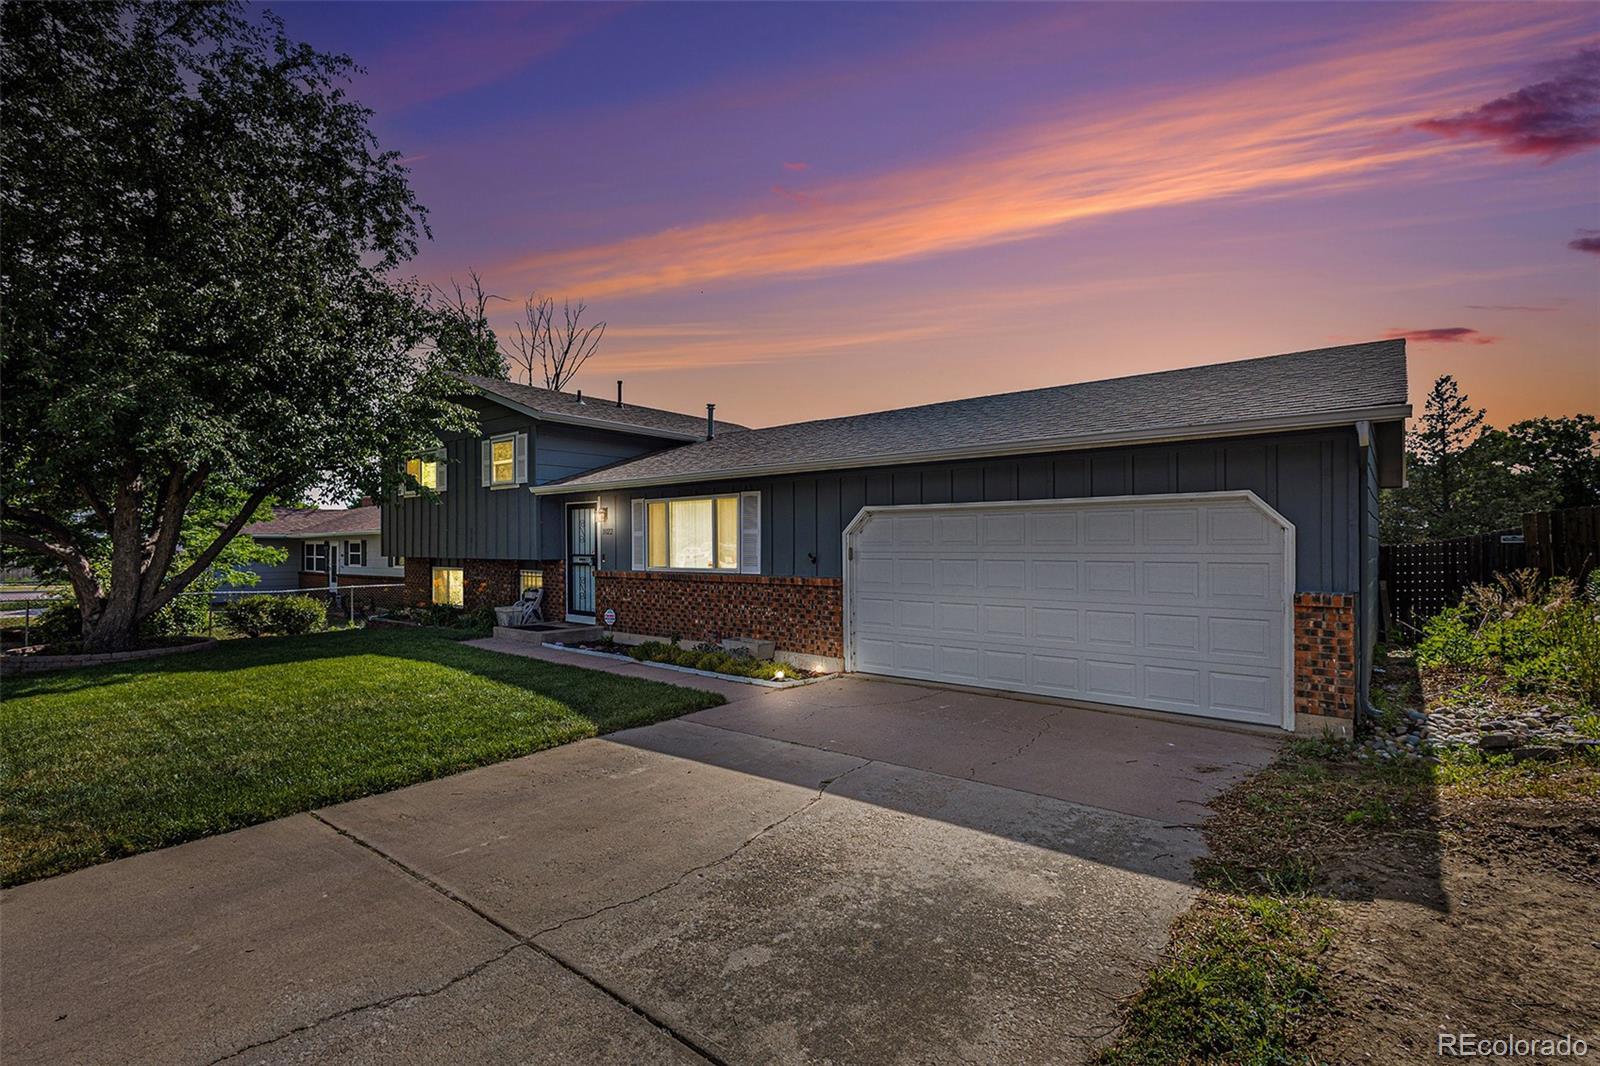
<box><xmin>844</xmin><ymin>493</ymin><xmax>1294</xmax><ymax>729</ymax></box>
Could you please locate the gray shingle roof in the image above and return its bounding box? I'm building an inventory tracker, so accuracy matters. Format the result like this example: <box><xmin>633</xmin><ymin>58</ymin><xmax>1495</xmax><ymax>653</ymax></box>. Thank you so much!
<box><xmin>243</xmin><ymin>506</ymin><xmax>380</xmax><ymax>538</ymax></box>
<box><xmin>457</xmin><ymin>375</ymin><xmax>745</xmax><ymax>440</ymax></box>
<box><xmin>538</xmin><ymin>340</ymin><xmax>1409</xmax><ymax>492</ymax></box>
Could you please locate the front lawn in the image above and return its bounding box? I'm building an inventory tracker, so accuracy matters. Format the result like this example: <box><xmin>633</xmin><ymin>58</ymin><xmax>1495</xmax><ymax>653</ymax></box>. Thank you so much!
<box><xmin>0</xmin><ymin>628</ymin><xmax>724</xmax><ymax>886</ymax></box>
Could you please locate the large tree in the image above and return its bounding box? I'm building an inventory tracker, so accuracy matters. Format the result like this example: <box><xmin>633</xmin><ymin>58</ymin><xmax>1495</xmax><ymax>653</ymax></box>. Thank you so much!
<box><xmin>1</xmin><ymin>3</ymin><xmax>465</xmax><ymax>650</ymax></box>
<box><xmin>1380</xmin><ymin>375</ymin><xmax>1597</xmax><ymax>543</ymax></box>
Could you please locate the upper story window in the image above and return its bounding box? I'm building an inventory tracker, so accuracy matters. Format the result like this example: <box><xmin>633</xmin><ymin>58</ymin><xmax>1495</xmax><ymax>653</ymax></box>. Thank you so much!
<box><xmin>302</xmin><ymin>541</ymin><xmax>328</xmax><ymax>572</ymax></box>
<box><xmin>345</xmin><ymin>540</ymin><xmax>367</xmax><ymax>567</ymax></box>
<box><xmin>404</xmin><ymin>453</ymin><xmax>445</xmax><ymax>494</ymax></box>
<box><xmin>632</xmin><ymin>492</ymin><xmax>760</xmax><ymax>574</ymax></box>
<box><xmin>481</xmin><ymin>432</ymin><xmax>528</xmax><ymax>488</ymax></box>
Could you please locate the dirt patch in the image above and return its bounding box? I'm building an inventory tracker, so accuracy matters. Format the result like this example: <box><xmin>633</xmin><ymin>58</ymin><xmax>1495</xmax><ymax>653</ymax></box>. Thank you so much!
<box><xmin>1098</xmin><ymin>643</ymin><xmax>1600</xmax><ymax>1064</ymax></box>
<box><xmin>1312</xmin><ymin>802</ymin><xmax>1600</xmax><ymax>1063</ymax></box>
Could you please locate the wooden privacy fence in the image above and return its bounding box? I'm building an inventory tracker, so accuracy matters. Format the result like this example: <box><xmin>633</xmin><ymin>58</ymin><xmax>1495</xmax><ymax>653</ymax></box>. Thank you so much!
<box><xmin>1380</xmin><ymin>505</ymin><xmax>1599</xmax><ymax>635</ymax></box>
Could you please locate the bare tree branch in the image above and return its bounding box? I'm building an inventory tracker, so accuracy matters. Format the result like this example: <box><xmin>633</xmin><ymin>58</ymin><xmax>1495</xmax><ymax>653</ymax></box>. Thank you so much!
<box><xmin>505</xmin><ymin>292</ymin><xmax>605</xmax><ymax>391</ymax></box>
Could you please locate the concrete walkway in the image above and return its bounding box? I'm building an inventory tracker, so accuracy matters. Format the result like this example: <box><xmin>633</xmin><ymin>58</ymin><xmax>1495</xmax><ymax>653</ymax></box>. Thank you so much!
<box><xmin>2</xmin><ymin>675</ymin><xmax>1280</xmax><ymax>1065</ymax></box>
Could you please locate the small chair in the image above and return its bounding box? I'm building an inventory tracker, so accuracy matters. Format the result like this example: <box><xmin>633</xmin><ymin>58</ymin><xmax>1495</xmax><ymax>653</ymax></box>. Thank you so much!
<box><xmin>516</xmin><ymin>586</ymin><xmax>544</xmax><ymax>625</ymax></box>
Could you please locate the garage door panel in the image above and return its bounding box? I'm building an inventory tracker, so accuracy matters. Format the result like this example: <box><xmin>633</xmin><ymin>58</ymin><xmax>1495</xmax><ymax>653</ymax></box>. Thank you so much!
<box><xmin>1085</xmin><ymin>609</ymin><xmax>1137</xmax><ymax>647</ymax></box>
<box><xmin>897</xmin><ymin>599</ymin><xmax>936</xmax><ymax>630</ymax></box>
<box><xmin>1031</xmin><ymin>605</ymin><xmax>1080</xmax><ymax>642</ymax></box>
<box><xmin>1030</xmin><ymin>559</ymin><xmax>1078</xmax><ymax>591</ymax></box>
<box><xmin>982</xmin><ymin>604</ymin><xmax>1027</xmax><ymax>637</ymax></box>
<box><xmin>1027</xmin><ymin>511</ymin><xmax>1080</xmax><ymax>546</ymax></box>
<box><xmin>848</xmin><ymin>496</ymin><xmax>1291</xmax><ymax>728</ymax></box>
<box><xmin>1143</xmin><ymin>507</ymin><xmax>1201</xmax><ymax>546</ymax></box>
<box><xmin>1084</xmin><ymin>560</ymin><xmax>1136</xmax><ymax>594</ymax></box>
<box><xmin>937</xmin><ymin>558</ymin><xmax>978</xmax><ymax>590</ymax></box>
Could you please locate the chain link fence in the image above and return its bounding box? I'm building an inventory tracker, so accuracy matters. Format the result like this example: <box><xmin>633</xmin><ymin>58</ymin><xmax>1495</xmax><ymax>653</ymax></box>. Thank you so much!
<box><xmin>192</xmin><ymin>583</ymin><xmax>409</xmax><ymax>634</ymax></box>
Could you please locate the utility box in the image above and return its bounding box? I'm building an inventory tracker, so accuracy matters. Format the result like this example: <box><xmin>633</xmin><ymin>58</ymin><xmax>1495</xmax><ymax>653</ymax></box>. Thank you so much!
<box><xmin>720</xmin><ymin>637</ymin><xmax>776</xmax><ymax>660</ymax></box>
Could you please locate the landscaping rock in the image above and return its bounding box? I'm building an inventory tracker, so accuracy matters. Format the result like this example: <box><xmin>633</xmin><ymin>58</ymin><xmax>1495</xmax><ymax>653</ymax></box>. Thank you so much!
<box><xmin>1510</xmin><ymin>746</ymin><xmax>1562</xmax><ymax>764</ymax></box>
<box><xmin>1478</xmin><ymin>731</ymin><xmax>1518</xmax><ymax>751</ymax></box>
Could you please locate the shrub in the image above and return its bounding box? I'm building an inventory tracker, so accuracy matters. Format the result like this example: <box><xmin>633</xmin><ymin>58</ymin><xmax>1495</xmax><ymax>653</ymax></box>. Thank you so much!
<box><xmin>220</xmin><ymin>596</ymin><xmax>275</xmax><ymax>637</ymax></box>
<box><xmin>1419</xmin><ymin>572</ymin><xmax>1600</xmax><ymax>708</ymax></box>
<box><xmin>266</xmin><ymin>595</ymin><xmax>327</xmax><ymax>635</ymax></box>
<box><xmin>221</xmin><ymin>594</ymin><xmax>326</xmax><ymax>637</ymax></box>
<box><xmin>141</xmin><ymin>594</ymin><xmax>209</xmax><ymax>638</ymax></box>
<box><xmin>626</xmin><ymin>639</ymin><xmax>803</xmax><ymax>680</ymax></box>
<box><xmin>1416</xmin><ymin>606</ymin><xmax>1478</xmax><ymax>670</ymax></box>
<box><xmin>26</xmin><ymin>597</ymin><xmax>81</xmax><ymax>646</ymax></box>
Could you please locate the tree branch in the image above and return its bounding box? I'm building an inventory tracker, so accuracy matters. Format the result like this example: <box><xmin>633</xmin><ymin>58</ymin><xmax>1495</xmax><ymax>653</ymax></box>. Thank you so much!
<box><xmin>139</xmin><ymin>480</ymin><xmax>280</xmax><ymax>618</ymax></box>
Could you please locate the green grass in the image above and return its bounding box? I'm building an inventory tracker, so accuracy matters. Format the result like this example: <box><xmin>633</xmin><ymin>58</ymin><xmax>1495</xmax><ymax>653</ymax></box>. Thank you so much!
<box><xmin>1097</xmin><ymin>892</ymin><xmax>1333</xmax><ymax>1066</ymax></box>
<box><xmin>0</xmin><ymin>627</ymin><xmax>724</xmax><ymax>886</ymax></box>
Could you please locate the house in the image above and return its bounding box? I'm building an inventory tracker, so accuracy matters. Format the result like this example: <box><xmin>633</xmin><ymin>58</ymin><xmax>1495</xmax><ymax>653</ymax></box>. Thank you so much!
<box><xmin>383</xmin><ymin>341</ymin><xmax>1410</xmax><ymax>735</ymax></box>
<box><xmin>237</xmin><ymin>505</ymin><xmax>401</xmax><ymax>591</ymax></box>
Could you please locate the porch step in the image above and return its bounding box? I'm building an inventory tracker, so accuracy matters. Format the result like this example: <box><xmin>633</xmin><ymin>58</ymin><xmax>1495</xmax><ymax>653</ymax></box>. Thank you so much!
<box><xmin>491</xmin><ymin>624</ymin><xmax>604</xmax><ymax>646</ymax></box>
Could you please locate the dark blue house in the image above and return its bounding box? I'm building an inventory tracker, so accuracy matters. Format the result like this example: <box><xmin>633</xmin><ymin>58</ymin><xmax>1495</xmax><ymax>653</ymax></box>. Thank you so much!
<box><xmin>383</xmin><ymin>340</ymin><xmax>1409</xmax><ymax>735</ymax></box>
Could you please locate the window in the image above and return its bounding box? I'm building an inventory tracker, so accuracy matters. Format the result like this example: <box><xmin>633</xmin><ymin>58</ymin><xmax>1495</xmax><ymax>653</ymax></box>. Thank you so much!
<box><xmin>519</xmin><ymin>569</ymin><xmax>543</xmax><ymax>593</ymax></box>
<box><xmin>302</xmin><ymin>542</ymin><xmax>328</xmax><ymax>572</ymax></box>
<box><xmin>432</xmin><ymin>566</ymin><xmax>463</xmax><ymax>607</ymax></box>
<box><xmin>405</xmin><ymin>455</ymin><xmax>443</xmax><ymax>493</ymax></box>
<box><xmin>491</xmin><ymin>437</ymin><xmax>515</xmax><ymax>485</ymax></box>
<box><xmin>346</xmin><ymin>540</ymin><xmax>367</xmax><ymax>567</ymax></box>
<box><xmin>641</xmin><ymin>494</ymin><xmax>745</xmax><ymax>571</ymax></box>
<box><xmin>480</xmin><ymin>432</ymin><xmax>527</xmax><ymax>488</ymax></box>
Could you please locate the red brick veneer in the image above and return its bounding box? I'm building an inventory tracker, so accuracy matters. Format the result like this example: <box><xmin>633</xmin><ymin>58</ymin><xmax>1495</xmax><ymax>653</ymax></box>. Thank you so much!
<box><xmin>539</xmin><ymin>561</ymin><xmax>565</xmax><ymax>622</ymax></box>
<box><xmin>403</xmin><ymin>557</ymin><xmax>432</xmax><ymax>607</ymax></box>
<box><xmin>595</xmin><ymin>571</ymin><xmax>844</xmax><ymax>658</ymax></box>
<box><xmin>1294</xmin><ymin>592</ymin><xmax>1357</xmax><ymax>721</ymax></box>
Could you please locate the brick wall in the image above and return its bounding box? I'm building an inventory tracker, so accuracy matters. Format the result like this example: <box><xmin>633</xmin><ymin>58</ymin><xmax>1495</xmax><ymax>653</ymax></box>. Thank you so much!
<box><xmin>595</xmin><ymin>570</ymin><xmax>843</xmax><ymax>658</ymax></box>
<box><xmin>462</xmin><ymin>560</ymin><xmax>518</xmax><ymax>611</ymax></box>
<box><xmin>1294</xmin><ymin>592</ymin><xmax>1357</xmax><ymax>721</ymax></box>
<box><xmin>539</xmin><ymin>561</ymin><xmax>565</xmax><ymax>622</ymax></box>
<box><xmin>403</xmin><ymin>557</ymin><xmax>432</xmax><ymax>607</ymax></box>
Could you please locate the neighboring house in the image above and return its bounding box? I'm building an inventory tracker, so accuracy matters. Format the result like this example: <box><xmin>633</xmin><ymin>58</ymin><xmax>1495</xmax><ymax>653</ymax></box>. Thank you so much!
<box><xmin>384</xmin><ymin>342</ymin><xmax>1410</xmax><ymax>735</ymax></box>
<box><xmin>236</xmin><ymin>505</ymin><xmax>401</xmax><ymax>591</ymax></box>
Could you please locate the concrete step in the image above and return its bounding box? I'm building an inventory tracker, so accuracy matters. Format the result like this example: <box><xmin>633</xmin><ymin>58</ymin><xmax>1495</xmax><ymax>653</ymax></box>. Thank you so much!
<box><xmin>491</xmin><ymin>624</ymin><xmax>604</xmax><ymax>646</ymax></box>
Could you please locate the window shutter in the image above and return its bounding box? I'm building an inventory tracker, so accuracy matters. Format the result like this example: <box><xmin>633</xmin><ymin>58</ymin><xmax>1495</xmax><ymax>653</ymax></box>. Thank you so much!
<box><xmin>435</xmin><ymin>451</ymin><xmax>448</xmax><ymax>492</ymax></box>
<box><xmin>514</xmin><ymin>432</ymin><xmax>529</xmax><ymax>485</ymax></box>
<box><xmin>631</xmin><ymin>499</ymin><xmax>647</xmax><ymax>570</ymax></box>
<box><xmin>480</xmin><ymin>440</ymin><xmax>492</xmax><ymax>487</ymax></box>
<box><xmin>739</xmin><ymin>491</ymin><xmax>761</xmax><ymax>574</ymax></box>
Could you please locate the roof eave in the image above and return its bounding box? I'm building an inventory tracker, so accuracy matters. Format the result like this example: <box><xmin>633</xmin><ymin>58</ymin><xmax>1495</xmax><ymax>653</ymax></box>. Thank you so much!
<box><xmin>530</xmin><ymin>403</ymin><xmax>1413</xmax><ymax>495</ymax></box>
<box><xmin>244</xmin><ymin>529</ymin><xmax>380</xmax><ymax>540</ymax></box>
<box><xmin>462</xmin><ymin>383</ymin><xmax>707</xmax><ymax>442</ymax></box>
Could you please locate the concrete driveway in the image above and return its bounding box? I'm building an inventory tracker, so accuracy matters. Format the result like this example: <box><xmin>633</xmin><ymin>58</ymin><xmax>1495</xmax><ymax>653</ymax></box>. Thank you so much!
<box><xmin>2</xmin><ymin>674</ymin><xmax>1280</xmax><ymax>1065</ymax></box>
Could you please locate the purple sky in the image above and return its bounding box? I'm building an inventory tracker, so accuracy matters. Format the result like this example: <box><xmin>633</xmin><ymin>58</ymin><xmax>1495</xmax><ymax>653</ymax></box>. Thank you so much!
<box><xmin>273</xmin><ymin>1</ymin><xmax>1599</xmax><ymax>428</ymax></box>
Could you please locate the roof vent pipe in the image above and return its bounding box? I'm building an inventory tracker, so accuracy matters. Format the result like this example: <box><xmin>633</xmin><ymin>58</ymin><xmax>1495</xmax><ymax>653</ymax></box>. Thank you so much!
<box><xmin>706</xmin><ymin>403</ymin><xmax>716</xmax><ymax>440</ymax></box>
<box><xmin>576</xmin><ymin>389</ymin><xmax>584</xmax><ymax>404</ymax></box>
<box><xmin>617</xmin><ymin>380</ymin><xmax>624</xmax><ymax>407</ymax></box>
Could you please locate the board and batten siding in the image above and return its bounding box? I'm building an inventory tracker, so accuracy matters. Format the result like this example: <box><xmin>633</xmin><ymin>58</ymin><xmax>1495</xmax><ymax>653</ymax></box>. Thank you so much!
<box><xmin>382</xmin><ymin>399</ymin><xmax>678</xmax><ymax>563</ymax></box>
<box><xmin>566</xmin><ymin>427</ymin><xmax>1366</xmax><ymax>595</ymax></box>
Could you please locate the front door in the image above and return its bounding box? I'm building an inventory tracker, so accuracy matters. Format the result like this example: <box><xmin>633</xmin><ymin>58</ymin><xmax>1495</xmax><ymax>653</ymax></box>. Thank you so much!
<box><xmin>567</xmin><ymin>503</ymin><xmax>597</xmax><ymax>619</ymax></box>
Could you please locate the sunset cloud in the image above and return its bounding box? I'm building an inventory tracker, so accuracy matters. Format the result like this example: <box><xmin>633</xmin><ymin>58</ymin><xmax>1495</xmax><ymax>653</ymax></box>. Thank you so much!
<box><xmin>1569</xmin><ymin>229</ymin><xmax>1600</xmax><ymax>254</ymax></box>
<box><xmin>1383</xmin><ymin>327</ymin><xmax>1498</xmax><ymax>345</ymax></box>
<box><xmin>781</xmin><ymin>161</ymin><xmax>811</xmax><ymax>172</ymax></box>
<box><xmin>497</xmin><ymin>6</ymin><xmax>1587</xmax><ymax>298</ymax></box>
<box><xmin>1464</xmin><ymin>304</ymin><xmax>1557</xmax><ymax>311</ymax></box>
<box><xmin>1417</xmin><ymin>47</ymin><xmax>1600</xmax><ymax>162</ymax></box>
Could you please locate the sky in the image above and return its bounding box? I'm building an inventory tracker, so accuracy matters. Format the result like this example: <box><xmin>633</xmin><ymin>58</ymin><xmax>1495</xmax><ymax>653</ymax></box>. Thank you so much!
<box><xmin>271</xmin><ymin>1</ymin><xmax>1600</xmax><ymax>430</ymax></box>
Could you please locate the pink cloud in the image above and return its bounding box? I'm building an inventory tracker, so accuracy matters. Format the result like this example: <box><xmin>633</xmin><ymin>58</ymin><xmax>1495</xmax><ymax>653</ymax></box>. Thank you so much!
<box><xmin>1383</xmin><ymin>327</ymin><xmax>1498</xmax><ymax>345</ymax></box>
<box><xmin>1417</xmin><ymin>47</ymin><xmax>1600</xmax><ymax>162</ymax></box>
<box><xmin>782</xmin><ymin>161</ymin><xmax>810</xmax><ymax>172</ymax></box>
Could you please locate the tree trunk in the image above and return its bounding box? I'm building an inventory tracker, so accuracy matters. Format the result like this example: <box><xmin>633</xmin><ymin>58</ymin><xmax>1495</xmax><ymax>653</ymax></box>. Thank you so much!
<box><xmin>81</xmin><ymin>597</ymin><xmax>139</xmax><ymax>653</ymax></box>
